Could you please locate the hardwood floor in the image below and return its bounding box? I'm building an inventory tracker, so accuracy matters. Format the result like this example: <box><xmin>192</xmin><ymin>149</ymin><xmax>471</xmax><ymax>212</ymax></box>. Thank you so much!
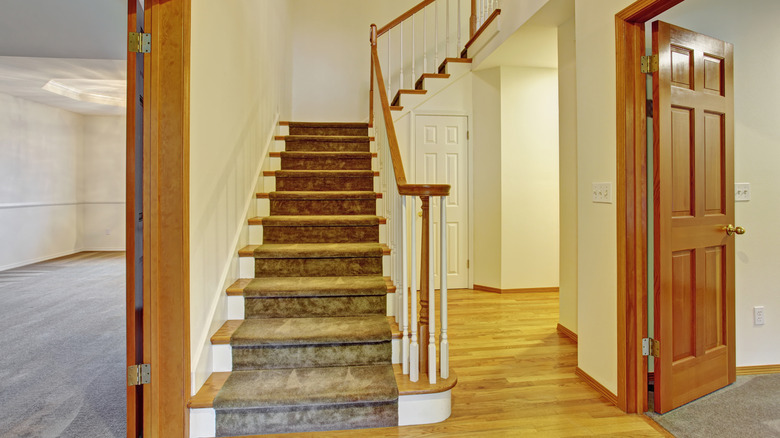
<box><xmin>254</xmin><ymin>289</ymin><xmax>668</xmax><ymax>437</ymax></box>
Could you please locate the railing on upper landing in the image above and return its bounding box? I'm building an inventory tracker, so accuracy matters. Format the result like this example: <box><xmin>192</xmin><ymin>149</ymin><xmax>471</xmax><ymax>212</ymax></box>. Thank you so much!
<box><xmin>368</xmin><ymin>0</ymin><xmax>498</xmax><ymax>385</ymax></box>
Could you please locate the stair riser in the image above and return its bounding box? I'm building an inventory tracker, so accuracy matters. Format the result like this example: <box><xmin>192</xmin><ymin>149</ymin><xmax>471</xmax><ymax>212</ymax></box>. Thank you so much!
<box><xmin>286</xmin><ymin>141</ymin><xmax>370</xmax><ymax>152</ymax></box>
<box><xmin>289</xmin><ymin>127</ymin><xmax>368</xmax><ymax>136</ymax></box>
<box><xmin>270</xmin><ymin>199</ymin><xmax>377</xmax><ymax>216</ymax></box>
<box><xmin>281</xmin><ymin>157</ymin><xmax>372</xmax><ymax>170</ymax></box>
<box><xmin>264</xmin><ymin>226</ymin><xmax>379</xmax><ymax>244</ymax></box>
<box><xmin>244</xmin><ymin>296</ymin><xmax>386</xmax><ymax>318</ymax></box>
<box><xmin>275</xmin><ymin>176</ymin><xmax>374</xmax><ymax>192</ymax></box>
<box><xmin>255</xmin><ymin>257</ymin><xmax>382</xmax><ymax>277</ymax></box>
<box><xmin>216</xmin><ymin>401</ymin><xmax>397</xmax><ymax>436</ymax></box>
<box><xmin>232</xmin><ymin>342</ymin><xmax>391</xmax><ymax>370</ymax></box>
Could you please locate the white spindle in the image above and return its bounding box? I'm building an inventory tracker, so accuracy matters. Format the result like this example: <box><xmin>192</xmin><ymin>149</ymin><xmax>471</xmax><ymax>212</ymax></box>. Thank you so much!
<box><xmin>434</xmin><ymin>0</ymin><xmax>439</xmax><ymax>70</ymax></box>
<box><xmin>401</xmin><ymin>196</ymin><xmax>410</xmax><ymax>374</ymax></box>
<box><xmin>387</xmin><ymin>33</ymin><xmax>391</xmax><ymax>97</ymax></box>
<box><xmin>457</xmin><ymin>0</ymin><xmax>461</xmax><ymax>52</ymax></box>
<box><xmin>411</xmin><ymin>16</ymin><xmax>415</xmax><ymax>89</ymax></box>
<box><xmin>440</xmin><ymin>195</ymin><xmax>449</xmax><ymax>379</ymax></box>
<box><xmin>410</xmin><ymin>196</ymin><xmax>419</xmax><ymax>382</ymax></box>
<box><xmin>423</xmin><ymin>6</ymin><xmax>428</xmax><ymax>74</ymax></box>
<box><xmin>428</xmin><ymin>200</ymin><xmax>437</xmax><ymax>384</ymax></box>
<box><xmin>446</xmin><ymin>0</ymin><xmax>450</xmax><ymax>59</ymax></box>
<box><xmin>400</xmin><ymin>23</ymin><xmax>404</xmax><ymax>91</ymax></box>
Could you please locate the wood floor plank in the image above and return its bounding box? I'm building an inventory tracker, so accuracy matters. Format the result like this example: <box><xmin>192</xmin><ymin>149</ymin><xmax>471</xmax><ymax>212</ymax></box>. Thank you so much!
<box><xmin>235</xmin><ymin>289</ymin><xmax>663</xmax><ymax>437</ymax></box>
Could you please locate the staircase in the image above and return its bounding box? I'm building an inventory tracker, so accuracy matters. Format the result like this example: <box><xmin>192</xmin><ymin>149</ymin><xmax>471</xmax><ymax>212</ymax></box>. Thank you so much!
<box><xmin>210</xmin><ymin>122</ymin><xmax>399</xmax><ymax>436</ymax></box>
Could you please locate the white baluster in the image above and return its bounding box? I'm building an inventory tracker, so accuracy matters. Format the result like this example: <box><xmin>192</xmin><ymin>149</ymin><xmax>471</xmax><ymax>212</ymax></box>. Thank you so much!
<box><xmin>428</xmin><ymin>200</ymin><xmax>436</xmax><ymax>384</ymax></box>
<box><xmin>446</xmin><ymin>0</ymin><xmax>450</xmax><ymax>59</ymax></box>
<box><xmin>387</xmin><ymin>34</ymin><xmax>391</xmax><ymax>97</ymax></box>
<box><xmin>435</xmin><ymin>0</ymin><xmax>439</xmax><ymax>70</ymax></box>
<box><xmin>457</xmin><ymin>0</ymin><xmax>462</xmax><ymax>53</ymax></box>
<box><xmin>440</xmin><ymin>195</ymin><xmax>449</xmax><ymax>379</ymax></box>
<box><xmin>411</xmin><ymin>15</ymin><xmax>415</xmax><ymax>89</ymax></box>
<box><xmin>410</xmin><ymin>196</ymin><xmax>419</xmax><ymax>382</ymax></box>
<box><xmin>400</xmin><ymin>23</ymin><xmax>404</xmax><ymax>91</ymax></box>
<box><xmin>423</xmin><ymin>6</ymin><xmax>427</xmax><ymax>74</ymax></box>
<box><xmin>401</xmin><ymin>196</ymin><xmax>410</xmax><ymax>374</ymax></box>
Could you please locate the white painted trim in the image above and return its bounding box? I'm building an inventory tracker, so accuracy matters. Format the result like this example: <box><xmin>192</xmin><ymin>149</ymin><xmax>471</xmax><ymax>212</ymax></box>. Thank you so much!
<box><xmin>391</xmin><ymin>337</ymin><xmax>401</xmax><ymax>364</ymax></box>
<box><xmin>190</xmin><ymin>112</ymin><xmax>278</xmax><ymax>394</ymax></box>
<box><xmin>213</xmin><ymin>345</ymin><xmax>232</xmax><ymax>372</ymax></box>
<box><xmin>398</xmin><ymin>390</ymin><xmax>452</xmax><ymax>426</ymax></box>
<box><xmin>0</xmin><ymin>249</ymin><xmax>79</xmax><ymax>272</ymax></box>
<box><xmin>189</xmin><ymin>408</ymin><xmax>216</xmax><ymax>438</ymax></box>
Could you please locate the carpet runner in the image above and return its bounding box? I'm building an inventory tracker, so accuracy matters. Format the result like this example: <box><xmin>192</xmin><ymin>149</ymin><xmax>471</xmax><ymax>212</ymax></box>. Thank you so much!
<box><xmin>212</xmin><ymin>122</ymin><xmax>398</xmax><ymax>436</ymax></box>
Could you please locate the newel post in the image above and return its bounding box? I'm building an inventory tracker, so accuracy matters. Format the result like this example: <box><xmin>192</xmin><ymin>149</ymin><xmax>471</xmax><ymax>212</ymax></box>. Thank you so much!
<box><xmin>469</xmin><ymin>0</ymin><xmax>477</xmax><ymax>37</ymax></box>
<box><xmin>369</xmin><ymin>24</ymin><xmax>377</xmax><ymax>125</ymax></box>
<box><xmin>418</xmin><ymin>195</ymin><xmax>431</xmax><ymax>376</ymax></box>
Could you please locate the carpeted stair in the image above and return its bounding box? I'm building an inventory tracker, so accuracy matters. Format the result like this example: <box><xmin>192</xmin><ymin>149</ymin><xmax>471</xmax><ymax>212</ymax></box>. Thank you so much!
<box><xmin>212</xmin><ymin>122</ymin><xmax>398</xmax><ymax>436</ymax></box>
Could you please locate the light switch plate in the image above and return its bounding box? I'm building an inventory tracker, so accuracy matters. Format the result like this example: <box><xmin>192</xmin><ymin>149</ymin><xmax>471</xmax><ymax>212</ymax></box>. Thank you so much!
<box><xmin>735</xmin><ymin>183</ymin><xmax>750</xmax><ymax>202</ymax></box>
<box><xmin>592</xmin><ymin>182</ymin><xmax>613</xmax><ymax>204</ymax></box>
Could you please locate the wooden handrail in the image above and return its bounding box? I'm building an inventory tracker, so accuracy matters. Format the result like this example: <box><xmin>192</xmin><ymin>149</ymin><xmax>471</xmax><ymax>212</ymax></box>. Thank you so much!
<box><xmin>377</xmin><ymin>0</ymin><xmax>437</xmax><ymax>37</ymax></box>
<box><xmin>463</xmin><ymin>9</ymin><xmax>501</xmax><ymax>52</ymax></box>
<box><xmin>370</xmin><ymin>39</ymin><xmax>450</xmax><ymax>198</ymax></box>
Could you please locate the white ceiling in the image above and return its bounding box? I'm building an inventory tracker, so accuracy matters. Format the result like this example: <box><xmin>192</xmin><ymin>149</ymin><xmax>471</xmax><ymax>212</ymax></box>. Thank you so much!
<box><xmin>0</xmin><ymin>0</ymin><xmax>127</xmax><ymax>116</ymax></box>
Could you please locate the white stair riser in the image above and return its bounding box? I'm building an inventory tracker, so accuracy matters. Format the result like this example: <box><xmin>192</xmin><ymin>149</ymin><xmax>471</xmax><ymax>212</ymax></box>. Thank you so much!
<box><xmin>256</xmin><ymin>198</ymin><xmax>270</xmax><ymax>216</ymax></box>
<box><xmin>227</xmin><ymin>295</ymin><xmax>244</xmax><ymax>319</ymax></box>
<box><xmin>213</xmin><ymin>345</ymin><xmax>232</xmax><ymax>372</ymax></box>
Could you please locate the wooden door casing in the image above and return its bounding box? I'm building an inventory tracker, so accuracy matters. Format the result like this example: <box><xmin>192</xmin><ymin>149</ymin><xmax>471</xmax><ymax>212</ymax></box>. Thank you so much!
<box><xmin>652</xmin><ymin>20</ymin><xmax>735</xmax><ymax>413</ymax></box>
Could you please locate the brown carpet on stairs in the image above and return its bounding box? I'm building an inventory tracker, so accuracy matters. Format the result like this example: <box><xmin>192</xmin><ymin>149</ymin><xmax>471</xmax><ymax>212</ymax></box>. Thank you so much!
<box><xmin>213</xmin><ymin>122</ymin><xmax>398</xmax><ymax>436</ymax></box>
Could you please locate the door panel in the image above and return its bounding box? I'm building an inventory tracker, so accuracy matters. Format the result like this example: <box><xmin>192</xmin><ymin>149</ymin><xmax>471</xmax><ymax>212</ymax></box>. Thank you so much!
<box><xmin>415</xmin><ymin>115</ymin><xmax>469</xmax><ymax>289</ymax></box>
<box><xmin>653</xmin><ymin>20</ymin><xmax>735</xmax><ymax>413</ymax></box>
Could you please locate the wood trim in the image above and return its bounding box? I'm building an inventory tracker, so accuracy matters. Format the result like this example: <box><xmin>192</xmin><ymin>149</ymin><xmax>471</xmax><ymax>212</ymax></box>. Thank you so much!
<box><xmin>187</xmin><ymin>372</ymin><xmax>230</xmax><ymax>409</ymax></box>
<box><xmin>279</xmin><ymin>121</ymin><xmax>290</xmax><ymax>126</ymax></box>
<box><xmin>473</xmin><ymin>284</ymin><xmax>558</xmax><ymax>294</ymax></box>
<box><xmin>370</xmin><ymin>45</ymin><xmax>451</xmax><ymax>198</ymax></box>
<box><xmin>394</xmin><ymin>364</ymin><xmax>458</xmax><ymax>395</ymax></box>
<box><xmin>556</xmin><ymin>323</ymin><xmax>578</xmax><ymax>344</ymax></box>
<box><xmin>736</xmin><ymin>365</ymin><xmax>780</xmax><ymax>376</ymax></box>
<box><xmin>126</xmin><ymin>2</ymin><xmax>141</xmax><ymax>436</ymax></box>
<box><xmin>227</xmin><ymin>278</ymin><xmax>251</xmax><ymax>296</ymax></box>
<box><xmin>144</xmin><ymin>0</ymin><xmax>191</xmax><ymax>436</ymax></box>
<box><xmin>462</xmin><ymin>9</ymin><xmax>501</xmax><ymax>53</ymax></box>
<box><xmin>575</xmin><ymin>367</ymin><xmax>618</xmax><ymax>406</ymax></box>
<box><xmin>211</xmin><ymin>320</ymin><xmax>242</xmax><ymax>344</ymax></box>
<box><xmin>615</xmin><ymin>0</ymin><xmax>686</xmax><ymax>415</ymax></box>
<box><xmin>377</xmin><ymin>0</ymin><xmax>437</xmax><ymax>37</ymax></box>
<box><xmin>640</xmin><ymin>414</ymin><xmax>676</xmax><ymax>437</ymax></box>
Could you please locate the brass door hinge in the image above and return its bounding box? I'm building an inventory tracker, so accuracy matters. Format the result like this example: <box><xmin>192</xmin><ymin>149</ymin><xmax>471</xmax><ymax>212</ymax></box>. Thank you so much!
<box><xmin>642</xmin><ymin>338</ymin><xmax>660</xmax><ymax>357</ymax></box>
<box><xmin>128</xmin><ymin>364</ymin><xmax>151</xmax><ymax>386</ymax></box>
<box><xmin>129</xmin><ymin>32</ymin><xmax>151</xmax><ymax>53</ymax></box>
<box><xmin>641</xmin><ymin>55</ymin><xmax>658</xmax><ymax>74</ymax></box>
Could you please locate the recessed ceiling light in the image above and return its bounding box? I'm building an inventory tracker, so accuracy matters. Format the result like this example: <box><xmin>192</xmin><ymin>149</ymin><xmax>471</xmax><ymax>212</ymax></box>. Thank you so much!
<box><xmin>42</xmin><ymin>78</ymin><xmax>126</xmax><ymax>107</ymax></box>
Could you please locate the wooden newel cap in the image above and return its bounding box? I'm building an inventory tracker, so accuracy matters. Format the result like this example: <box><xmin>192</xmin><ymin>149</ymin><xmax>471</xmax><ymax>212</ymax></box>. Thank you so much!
<box><xmin>370</xmin><ymin>24</ymin><xmax>377</xmax><ymax>46</ymax></box>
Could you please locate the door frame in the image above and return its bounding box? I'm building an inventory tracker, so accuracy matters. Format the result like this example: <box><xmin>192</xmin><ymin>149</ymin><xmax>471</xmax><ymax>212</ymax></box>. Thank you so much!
<box><xmin>615</xmin><ymin>0</ymin><xmax>686</xmax><ymax>414</ymax></box>
<box><xmin>410</xmin><ymin>111</ymin><xmax>474</xmax><ymax>288</ymax></box>
<box><xmin>126</xmin><ymin>0</ymin><xmax>192</xmax><ymax>436</ymax></box>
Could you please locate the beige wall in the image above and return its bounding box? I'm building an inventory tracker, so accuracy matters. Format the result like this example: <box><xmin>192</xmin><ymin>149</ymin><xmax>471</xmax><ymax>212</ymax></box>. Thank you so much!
<box><xmin>653</xmin><ymin>0</ymin><xmax>780</xmax><ymax>367</ymax></box>
<box><xmin>557</xmin><ymin>15</ymin><xmax>578</xmax><ymax>334</ymax></box>
<box><xmin>472</xmin><ymin>68</ymin><xmax>503</xmax><ymax>287</ymax></box>
<box><xmin>573</xmin><ymin>0</ymin><xmax>634</xmax><ymax>395</ymax></box>
<box><xmin>189</xmin><ymin>0</ymin><xmax>293</xmax><ymax>393</ymax></box>
<box><xmin>499</xmin><ymin>66</ymin><xmax>559</xmax><ymax>289</ymax></box>
<box><xmin>289</xmin><ymin>0</ymin><xmax>418</xmax><ymax>122</ymax></box>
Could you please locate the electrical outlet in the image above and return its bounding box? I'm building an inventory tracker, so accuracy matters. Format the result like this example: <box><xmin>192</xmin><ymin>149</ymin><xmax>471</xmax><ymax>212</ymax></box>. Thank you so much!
<box><xmin>754</xmin><ymin>306</ymin><xmax>765</xmax><ymax>325</ymax></box>
<box><xmin>735</xmin><ymin>183</ymin><xmax>750</xmax><ymax>202</ymax></box>
<box><xmin>592</xmin><ymin>182</ymin><xmax>613</xmax><ymax>204</ymax></box>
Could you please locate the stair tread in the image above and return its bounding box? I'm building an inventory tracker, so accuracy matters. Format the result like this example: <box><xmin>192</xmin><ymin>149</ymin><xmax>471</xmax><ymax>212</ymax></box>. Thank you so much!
<box><xmin>213</xmin><ymin>364</ymin><xmax>398</xmax><ymax>409</ymax></box>
<box><xmin>253</xmin><ymin>242</ymin><xmax>384</xmax><ymax>259</ymax></box>
<box><xmin>274</xmin><ymin>170</ymin><xmax>375</xmax><ymax>177</ymax></box>
<box><xmin>280</xmin><ymin>151</ymin><xmax>373</xmax><ymax>157</ymax></box>
<box><xmin>288</xmin><ymin>122</ymin><xmax>369</xmax><ymax>128</ymax></box>
<box><xmin>283</xmin><ymin>135</ymin><xmax>371</xmax><ymax>142</ymax></box>
<box><xmin>230</xmin><ymin>315</ymin><xmax>391</xmax><ymax>346</ymax></box>
<box><xmin>261</xmin><ymin>215</ymin><xmax>381</xmax><ymax>227</ymax></box>
<box><xmin>243</xmin><ymin>275</ymin><xmax>387</xmax><ymax>297</ymax></box>
<box><xmin>268</xmin><ymin>191</ymin><xmax>379</xmax><ymax>199</ymax></box>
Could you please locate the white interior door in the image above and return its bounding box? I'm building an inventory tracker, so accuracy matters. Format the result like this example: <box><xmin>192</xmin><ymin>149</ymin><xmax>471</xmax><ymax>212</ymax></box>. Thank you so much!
<box><xmin>415</xmin><ymin>115</ymin><xmax>469</xmax><ymax>289</ymax></box>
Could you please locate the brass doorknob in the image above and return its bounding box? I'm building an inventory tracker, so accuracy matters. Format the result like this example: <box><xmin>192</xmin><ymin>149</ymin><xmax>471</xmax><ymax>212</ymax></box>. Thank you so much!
<box><xmin>418</xmin><ymin>211</ymin><xmax>422</xmax><ymax>217</ymax></box>
<box><xmin>723</xmin><ymin>224</ymin><xmax>746</xmax><ymax>236</ymax></box>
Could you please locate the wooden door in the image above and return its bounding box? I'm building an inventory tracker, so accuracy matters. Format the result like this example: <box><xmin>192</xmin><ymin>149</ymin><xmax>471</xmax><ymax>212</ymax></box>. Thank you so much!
<box><xmin>652</xmin><ymin>20</ymin><xmax>735</xmax><ymax>414</ymax></box>
<box><xmin>415</xmin><ymin>115</ymin><xmax>469</xmax><ymax>289</ymax></box>
<box><xmin>126</xmin><ymin>0</ymin><xmax>145</xmax><ymax>435</ymax></box>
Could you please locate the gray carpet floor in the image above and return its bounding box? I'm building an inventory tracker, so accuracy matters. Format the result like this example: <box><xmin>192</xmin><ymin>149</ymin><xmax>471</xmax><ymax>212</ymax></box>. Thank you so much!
<box><xmin>0</xmin><ymin>252</ymin><xmax>126</xmax><ymax>438</ymax></box>
<box><xmin>647</xmin><ymin>374</ymin><xmax>780</xmax><ymax>437</ymax></box>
